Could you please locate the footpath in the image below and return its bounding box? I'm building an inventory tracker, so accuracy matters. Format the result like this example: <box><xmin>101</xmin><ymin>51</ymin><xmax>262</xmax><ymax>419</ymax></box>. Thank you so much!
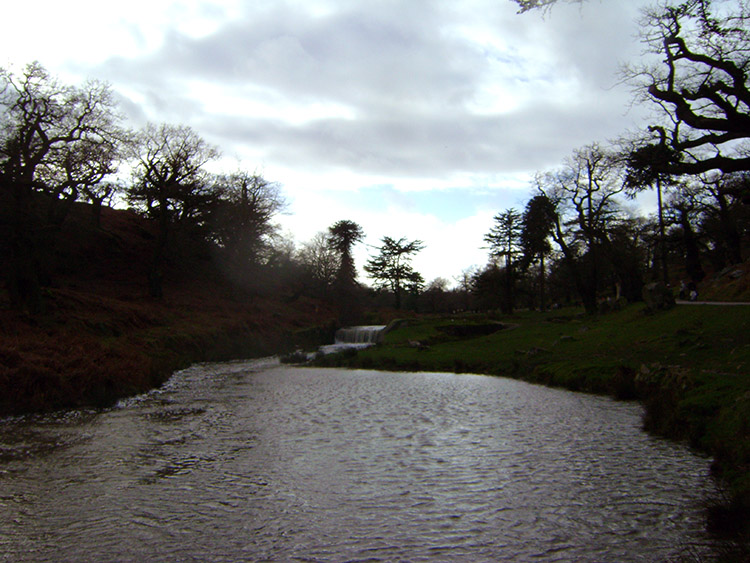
<box><xmin>677</xmin><ymin>300</ymin><xmax>750</xmax><ymax>306</ymax></box>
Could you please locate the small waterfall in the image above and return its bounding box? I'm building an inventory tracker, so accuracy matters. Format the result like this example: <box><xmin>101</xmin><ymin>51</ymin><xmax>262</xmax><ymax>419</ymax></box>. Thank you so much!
<box><xmin>318</xmin><ymin>325</ymin><xmax>387</xmax><ymax>355</ymax></box>
<box><xmin>334</xmin><ymin>325</ymin><xmax>387</xmax><ymax>345</ymax></box>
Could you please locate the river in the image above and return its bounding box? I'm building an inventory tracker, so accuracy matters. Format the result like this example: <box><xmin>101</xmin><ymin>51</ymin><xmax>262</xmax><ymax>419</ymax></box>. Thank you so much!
<box><xmin>0</xmin><ymin>359</ymin><xmax>720</xmax><ymax>561</ymax></box>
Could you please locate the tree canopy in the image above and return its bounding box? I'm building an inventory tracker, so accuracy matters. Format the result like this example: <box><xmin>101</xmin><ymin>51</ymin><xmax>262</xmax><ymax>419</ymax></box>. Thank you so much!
<box><xmin>127</xmin><ymin>123</ymin><xmax>220</xmax><ymax>297</ymax></box>
<box><xmin>627</xmin><ymin>0</ymin><xmax>750</xmax><ymax>176</ymax></box>
<box><xmin>1</xmin><ymin>62</ymin><xmax>125</xmax><ymax>311</ymax></box>
<box><xmin>365</xmin><ymin>236</ymin><xmax>425</xmax><ymax>309</ymax></box>
<box><xmin>510</xmin><ymin>0</ymin><xmax>584</xmax><ymax>13</ymax></box>
<box><xmin>328</xmin><ymin>220</ymin><xmax>364</xmax><ymax>286</ymax></box>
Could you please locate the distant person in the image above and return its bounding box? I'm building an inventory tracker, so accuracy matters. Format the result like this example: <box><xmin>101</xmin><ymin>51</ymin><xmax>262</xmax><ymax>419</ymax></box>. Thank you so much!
<box><xmin>688</xmin><ymin>281</ymin><xmax>698</xmax><ymax>301</ymax></box>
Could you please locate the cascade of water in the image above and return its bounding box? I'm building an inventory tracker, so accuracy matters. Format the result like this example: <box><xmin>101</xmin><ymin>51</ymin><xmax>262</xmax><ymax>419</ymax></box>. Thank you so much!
<box><xmin>336</xmin><ymin>325</ymin><xmax>385</xmax><ymax>344</ymax></box>
<box><xmin>316</xmin><ymin>325</ymin><xmax>387</xmax><ymax>355</ymax></box>
<box><xmin>334</xmin><ymin>325</ymin><xmax>387</xmax><ymax>345</ymax></box>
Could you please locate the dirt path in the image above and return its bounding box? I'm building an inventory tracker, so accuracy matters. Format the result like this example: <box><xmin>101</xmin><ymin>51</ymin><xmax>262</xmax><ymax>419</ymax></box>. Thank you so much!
<box><xmin>676</xmin><ymin>300</ymin><xmax>750</xmax><ymax>306</ymax></box>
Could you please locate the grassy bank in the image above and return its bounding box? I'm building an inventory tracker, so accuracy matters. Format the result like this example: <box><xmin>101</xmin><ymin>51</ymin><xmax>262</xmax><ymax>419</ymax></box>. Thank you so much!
<box><xmin>0</xmin><ymin>285</ymin><xmax>336</xmax><ymax>416</ymax></box>
<box><xmin>313</xmin><ymin>304</ymin><xmax>750</xmax><ymax>541</ymax></box>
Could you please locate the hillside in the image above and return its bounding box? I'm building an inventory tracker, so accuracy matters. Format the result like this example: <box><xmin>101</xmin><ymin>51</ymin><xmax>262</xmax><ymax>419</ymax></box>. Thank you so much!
<box><xmin>0</xmin><ymin>203</ymin><xmax>337</xmax><ymax>416</ymax></box>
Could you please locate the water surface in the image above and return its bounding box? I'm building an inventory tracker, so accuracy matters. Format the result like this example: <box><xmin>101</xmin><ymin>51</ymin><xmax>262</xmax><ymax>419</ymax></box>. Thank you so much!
<box><xmin>0</xmin><ymin>360</ymin><xmax>718</xmax><ymax>561</ymax></box>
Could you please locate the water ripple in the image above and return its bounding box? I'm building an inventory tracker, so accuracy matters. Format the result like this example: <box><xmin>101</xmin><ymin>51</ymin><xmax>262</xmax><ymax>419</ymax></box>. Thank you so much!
<box><xmin>0</xmin><ymin>365</ymin><xmax>720</xmax><ymax>562</ymax></box>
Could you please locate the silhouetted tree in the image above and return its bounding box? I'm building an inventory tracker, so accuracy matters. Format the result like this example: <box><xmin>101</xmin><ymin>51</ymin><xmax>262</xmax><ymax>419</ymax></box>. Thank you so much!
<box><xmin>484</xmin><ymin>208</ymin><xmax>523</xmax><ymax>313</ymax></box>
<box><xmin>83</xmin><ymin>180</ymin><xmax>121</xmax><ymax>227</ymax></box>
<box><xmin>327</xmin><ymin>220</ymin><xmax>364</xmax><ymax>323</ymax></box>
<box><xmin>365</xmin><ymin>236</ymin><xmax>425</xmax><ymax>309</ymax></box>
<box><xmin>472</xmin><ymin>264</ymin><xmax>505</xmax><ymax>311</ymax></box>
<box><xmin>209</xmin><ymin>171</ymin><xmax>286</xmax><ymax>287</ymax></box>
<box><xmin>422</xmin><ymin>277</ymin><xmax>451</xmax><ymax>313</ymax></box>
<box><xmin>698</xmin><ymin>172</ymin><xmax>746</xmax><ymax>266</ymax></box>
<box><xmin>520</xmin><ymin>195</ymin><xmax>555</xmax><ymax>310</ymax></box>
<box><xmin>626</xmin><ymin>0</ymin><xmax>750</xmax><ymax>176</ymax></box>
<box><xmin>328</xmin><ymin>220</ymin><xmax>364</xmax><ymax>287</ymax></box>
<box><xmin>454</xmin><ymin>266</ymin><xmax>479</xmax><ymax>311</ymax></box>
<box><xmin>536</xmin><ymin>144</ymin><xmax>628</xmax><ymax>314</ymax></box>
<box><xmin>664</xmin><ymin>186</ymin><xmax>706</xmax><ymax>284</ymax></box>
<box><xmin>127</xmin><ymin>123</ymin><xmax>220</xmax><ymax>298</ymax></box>
<box><xmin>625</xmin><ymin>142</ymin><xmax>680</xmax><ymax>285</ymax></box>
<box><xmin>297</xmin><ymin>231</ymin><xmax>340</xmax><ymax>298</ymax></box>
<box><xmin>511</xmin><ymin>0</ymin><xmax>584</xmax><ymax>13</ymax></box>
<box><xmin>0</xmin><ymin>62</ymin><xmax>124</xmax><ymax>311</ymax></box>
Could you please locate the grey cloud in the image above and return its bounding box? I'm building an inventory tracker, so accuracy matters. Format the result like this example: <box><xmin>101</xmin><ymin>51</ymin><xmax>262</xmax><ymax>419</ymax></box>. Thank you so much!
<box><xmin>95</xmin><ymin>0</ymin><xmax>652</xmax><ymax>181</ymax></box>
<box><xmin>99</xmin><ymin>2</ymin><xmax>484</xmax><ymax>111</ymax></box>
<box><xmin>202</xmin><ymin>96</ymin><xmax>640</xmax><ymax>179</ymax></box>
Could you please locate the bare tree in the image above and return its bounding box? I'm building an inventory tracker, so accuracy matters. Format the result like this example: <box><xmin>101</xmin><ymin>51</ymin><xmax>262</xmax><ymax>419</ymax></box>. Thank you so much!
<box><xmin>536</xmin><ymin>144</ymin><xmax>629</xmax><ymax>314</ymax></box>
<box><xmin>209</xmin><ymin>171</ymin><xmax>286</xmax><ymax>283</ymax></box>
<box><xmin>510</xmin><ymin>0</ymin><xmax>585</xmax><ymax>13</ymax></box>
<box><xmin>454</xmin><ymin>266</ymin><xmax>478</xmax><ymax>311</ymax></box>
<box><xmin>0</xmin><ymin>62</ymin><xmax>125</xmax><ymax>311</ymax></box>
<box><xmin>127</xmin><ymin>123</ymin><xmax>220</xmax><ymax>298</ymax></box>
<box><xmin>297</xmin><ymin>232</ymin><xmax>341</xmax><ymax>298</ymax></box>
<box><xmin>626</xmin><ymin>0</ymin><xmax>750</xmax><ymax>176</ymax></box>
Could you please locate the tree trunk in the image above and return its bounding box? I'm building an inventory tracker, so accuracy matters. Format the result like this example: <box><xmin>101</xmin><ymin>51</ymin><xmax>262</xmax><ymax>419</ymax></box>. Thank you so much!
<box><xmin>679</xmin><ymin>210</ymin><xmax>705</xmax><ymax>283</ymax></box>
<box><xmin>716</xmin><ymin>190</ymin><xmax>743</xmax><ymax>264</ymax></box>
<box><xmin>539</xmin><ymin>254</ymin><xmax>546</xmax><ymax>312</ymax></box>
<box><xmin>656</xmin><ymin>177</ymin><xmax>669</xmax><ymax>285</ymax></box>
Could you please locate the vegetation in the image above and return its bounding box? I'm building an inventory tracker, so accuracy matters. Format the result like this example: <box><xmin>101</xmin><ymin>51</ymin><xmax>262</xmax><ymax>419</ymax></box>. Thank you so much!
<box><xmin>0</xmin><ymin>63</ymin><xmax>125</xmax><ymax>313</ymax></box>
<box><xmin>0</xmin><ymin>0</ymin><xmax>746</xmax><ymax>428</ymax></box>
<box><xmin>327</xmin><ymin>220</ymin><xmax>365</xmax><ymax>324</ymax></box>
<box><xmin>627</xmin><ymin>0</ymin><xmax>750</xmax><ymax>177</ymax></box>
<box><xmin>511</xmin><ymin>0</ymin><xmax>585</xmax><ymax>12</ymax></box>
<box><xmin>365</xmin><ymin>236</ymin><xmax>425</xmax><ymax>310</ymax></box>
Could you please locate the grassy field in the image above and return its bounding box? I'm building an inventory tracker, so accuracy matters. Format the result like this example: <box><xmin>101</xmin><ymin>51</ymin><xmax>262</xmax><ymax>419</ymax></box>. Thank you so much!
<box><xmin>313</xmin><ymin>303</ymin><xmax>750</xmax><ymax>543</ymax></box>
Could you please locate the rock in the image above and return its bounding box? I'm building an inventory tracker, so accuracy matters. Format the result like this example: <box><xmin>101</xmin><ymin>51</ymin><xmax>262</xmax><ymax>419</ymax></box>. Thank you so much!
<box><xmin>642</xmin><ymin>282</ymin><xmax>675</xmax><ymax>312</ymax></box>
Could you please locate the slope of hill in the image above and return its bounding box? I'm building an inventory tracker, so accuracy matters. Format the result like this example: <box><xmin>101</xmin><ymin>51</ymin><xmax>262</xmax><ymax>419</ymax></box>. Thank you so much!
<box><xmin>0</xmin><ymin>203</ymin><xmax>337</xmax><ymax>416</ymax></box>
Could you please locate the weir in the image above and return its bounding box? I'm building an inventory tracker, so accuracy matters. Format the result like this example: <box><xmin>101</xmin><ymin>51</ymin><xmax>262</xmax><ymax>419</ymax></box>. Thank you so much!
<box><xmin>334</xmin><ymin>325</ymin><xmax>387</xmax><ymax>345</ymax></box>
<box><xmin>317</xmin><ymin>325</ymin><xmax>388</xmax><ymax>355</ymax></box>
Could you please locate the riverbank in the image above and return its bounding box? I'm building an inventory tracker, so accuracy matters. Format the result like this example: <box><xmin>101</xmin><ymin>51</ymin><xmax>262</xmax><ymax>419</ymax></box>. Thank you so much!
<box><xmin>0</xmin><ymin>201</ymin><xmax>342</xmax><ymax>417</ymax></box>
<box><xmin>0</xmin><ymin>285</ymin><xmax>337</xmax><ymax>416</ymax></box>
<box><xmin>312</xmin><ymin>304</ymin><xmax>750</xmax><ymax>547</ymax></box>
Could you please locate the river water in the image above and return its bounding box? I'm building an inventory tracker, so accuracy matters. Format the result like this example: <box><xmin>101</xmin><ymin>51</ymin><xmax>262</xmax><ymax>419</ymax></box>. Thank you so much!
<box><xmin>0</xmin><ymin>359</ymin><xmax>719</xmax><ymax>562</ymax></box>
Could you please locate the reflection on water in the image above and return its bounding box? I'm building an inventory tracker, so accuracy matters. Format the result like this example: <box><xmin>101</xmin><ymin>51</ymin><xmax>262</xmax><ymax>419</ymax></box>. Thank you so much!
<box><xmin>0</xmin><ymin>360</ymin><xmax>720</xmax><ymax>561</ymax></box>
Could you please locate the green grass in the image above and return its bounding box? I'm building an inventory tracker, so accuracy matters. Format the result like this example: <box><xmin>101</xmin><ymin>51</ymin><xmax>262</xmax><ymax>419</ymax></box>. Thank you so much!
<box><xmin>314</xmin><ymin>304</ymin><xmax>750</xmax><ymax>541</ymax></box>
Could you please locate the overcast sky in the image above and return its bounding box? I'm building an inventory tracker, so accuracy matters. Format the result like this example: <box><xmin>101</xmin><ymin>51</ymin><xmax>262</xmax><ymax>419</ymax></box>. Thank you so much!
<box><xmin>3</xmin><ymin>0</ymin><xmax>656</xmax><ymax>284</ymax></box>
